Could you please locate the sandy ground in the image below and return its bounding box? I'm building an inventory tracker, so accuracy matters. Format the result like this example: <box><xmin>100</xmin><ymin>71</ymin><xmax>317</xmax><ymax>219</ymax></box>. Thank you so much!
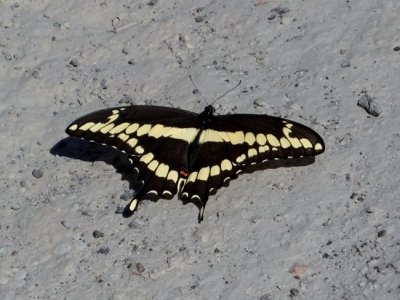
<box><xmin>1</xmin><ymin>0</ymin><xmax>399</xmax><ymax>299</ymax></box>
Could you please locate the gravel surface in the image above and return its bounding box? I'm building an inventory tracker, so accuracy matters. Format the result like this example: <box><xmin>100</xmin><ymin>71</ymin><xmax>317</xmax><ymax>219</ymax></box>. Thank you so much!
<box><xmin>1</xmin><ymin>1</ymin><xmax>399</xmax><ymax>299</ymax></box>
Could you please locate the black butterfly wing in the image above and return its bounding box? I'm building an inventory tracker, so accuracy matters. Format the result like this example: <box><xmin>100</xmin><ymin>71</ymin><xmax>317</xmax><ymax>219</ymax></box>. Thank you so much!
<box><xmin>181</xmin><ymin>113</ymin><xmax>325</xmax><ymax>219</ymax></box>
<box><xmin>66</xmin><ymin>105</ymin><xmax>197</xmax><ymax>147</ymax></box>
<box><xmin>214</xmin><ymin>113</ymin><xmax>325</xmax><ymax>160</ymax></box>
<box><xmin>66</xmin><ymin>105</ymin><xmax>199</xmax><ymax>213</ymax></box>
<box><xmin>66</xmin><ymin>105</ymin><xmax>325</xmax><ymax>222</ymax></box>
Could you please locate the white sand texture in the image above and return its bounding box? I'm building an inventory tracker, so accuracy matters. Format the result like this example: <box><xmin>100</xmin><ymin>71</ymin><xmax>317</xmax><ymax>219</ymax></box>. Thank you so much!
<box><xmin>1</xmin><ymin>0</ymin><xmax>399</xmax><ymax>299</ymax></box>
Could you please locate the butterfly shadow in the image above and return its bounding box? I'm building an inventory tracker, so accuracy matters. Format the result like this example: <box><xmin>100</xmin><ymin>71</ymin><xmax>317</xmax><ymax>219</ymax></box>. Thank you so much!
<box><xmin>51</xmin><ymin>137</ymin><xmax>143</xmax><ymax>198</ymax></box>
<box><xmin>51</xmin><ymin>138</ymin><xmax>316</xmax><ymax>219</ymax></box>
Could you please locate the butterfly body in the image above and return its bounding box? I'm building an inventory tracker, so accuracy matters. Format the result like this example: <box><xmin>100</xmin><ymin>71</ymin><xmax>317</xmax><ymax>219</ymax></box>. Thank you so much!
<box><xmin>66</xmin><ymin>104</ymin><xmax>324</xmax><ymax>222</ymax></box>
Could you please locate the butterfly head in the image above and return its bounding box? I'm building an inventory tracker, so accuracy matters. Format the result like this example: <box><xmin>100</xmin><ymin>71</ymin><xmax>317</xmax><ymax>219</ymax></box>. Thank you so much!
<box><xmin>199</xmin><ymin>105</ymin><xmax>216</xmax><ymax>128</ymax></box>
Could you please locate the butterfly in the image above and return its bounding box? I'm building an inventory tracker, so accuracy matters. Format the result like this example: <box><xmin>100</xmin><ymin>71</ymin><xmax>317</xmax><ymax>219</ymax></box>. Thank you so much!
<box><xmin>66</xmin><ymin>104</ymin><xmax>325</xmax><ymax>222</ymax></box>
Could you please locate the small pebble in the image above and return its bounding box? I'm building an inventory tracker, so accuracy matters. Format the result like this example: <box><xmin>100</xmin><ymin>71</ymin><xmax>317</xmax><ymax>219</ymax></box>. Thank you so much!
<box><xmin>290</xmin><ymin>288</ymin><xmax>299</xmax><ymax>296</ymax></box>
<box><xmin>394</xmin><ymin>46</ymin><xmax>400</xmax><ymax>51</ymax></box>
<box><xmin>10</xmin><ymin>203</ymin><xmax>21</xmax><ymax>210</ymax></box>
<box><xmin>135</xmin><ymin>262</ymin><xmax>145</xmax><ymax>274</ymax></box>
<box><xmin>338</xmin><ymin>133</ymin><xmax>352</xmax><ymax>146</ymax></box>
<box><xmin>322</xmin><ymin>218</ymin><xmax>331</xmax><ymax>226</ymax></box>
<box><xmin>0</xmin><ymin>245</ymin><xmax>8</xmax><ymax>255</ymax></box>
<box><xmin>32</xmin><ymin>169</ymin><xmax>43</xmax><ymax>179</ymax></box>
<box><xmin>69</xmin><ymin>58</ymin><xmax>80</xmax><ymax>67</ymax></box>
<box><xmin>195</xmin><ymin>16</ymin><xmax>204</xmax><ymax>22</ymax></box>
<box><xmin>120</xmin><ymin>190</ymin><xmax>135</xmax><ymax>201</ymax></box>
<box><xmin>357</xmin><ymin>94</ymin><xmax>381</xmax><ymax>117</ymax></box>
<box><xmin>271</xmin><ymin>6</ymin><xmax>290</xmax><ymax>15</ymax></box>
<box><xmin>119</xmin><ymin>95</ymin><xmax>133</xmax><ymax>104</ymax></box>
<box><xmin>269</xmin><ymin>6</ymin><xmax>289</xmax><ymax>19</ymax></box>
<box><xmin>340</xmin><ymin>60</ymin><xmax>351</xmax><ymax>68</ymax></box>
<box><xmin>93</xmin><ymin>230</ymin><xmax>104</xmax><ymax>238</ymax></box>
<box><xmin>60</xmin><ymin>220</ymin><xmax>70</xmax><ymax>229</ymax></box>
<box><xmin>322</xmin><ymin>253</ymin><xmax>331</xmax><ymax>259</ymax></box>
<box><xmin>289</xmin><ymin>264</ymin><xmax>309</xmax><ymax>276</ymax></box>
<box><xmin>253</xmin><ymin>98</ymin><xmax>266</xmax><ymax>107</ymax></box>
<box><xmin>31</xmin><ymin>69</ymin><xmax>40</xmax><ymax>78</ymax></box>
<box><xmin>128</xmin><ymin>59</ymin><xmax>135</xmax><ymax>65</ymax></box>
<box><xmin>377</xmin><ymin>230</ymin><xmax>386</xmax><ymax>238</ymax></box>
<box><xmin>365</xmin><ymin>207</ymin><xmax>374</xmax><ymax>214</ymax></box>
<box><xmin>259</xmin><ymin>294</ymin><xmax>272</xmax><ymax>300</ymax></box>
<box><xmin>100</xmin><ymin>79</ymin><xmax>107</xmax><ymax>89</ymax></box>
<box><xmin>121</xmin><ymin>47</ymin><xmax>129</xmax><ymax>54</ymax></box>
<box><xmin>358</xmin><ymin>280</ymin><xmax>366</xmax><ymax>287</ymax></box>
<box><xmin>147</xmin><ymin>0</ymin><xmax>157</xmax><ymax>6</ymax></box>
<box><xmin>128</xmin><ymin>218</ymin><xmax>148</xmax><ymax>230</ymax></box>
<box><xmin>98</xmin><ymin>247</ymin><xmax>109</xmax><ymax>254</ymax></box>
<box><xmin>357</xmin><ymin>195</ymin><xmax>365</xmax><ymax>202</ymax></box>
<box><xmin>390</xmin><ymin>258</ymin><xmax>400</xmax><ymax>272</ymax></box>
<box><xmin>3</xmin><ymin>51</ymin><xmax>12</xmax><ymax>61</ymax></box>
<box><xmin>115</xmin><ymin>206</ymin><xmax>125</xmax><ymax>214</ymax></box>
<box><xmin>273</xmin><ymin>214</ymin><xmax>283</xmax><ymax>222</ymax></box>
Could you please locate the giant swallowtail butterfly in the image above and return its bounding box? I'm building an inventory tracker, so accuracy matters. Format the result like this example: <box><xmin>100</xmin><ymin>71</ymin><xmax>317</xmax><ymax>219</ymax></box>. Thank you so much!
<box><xmin>66</xmin><ymin>104</ymin><xmax>324</xmax><ymax>222</ymax></box>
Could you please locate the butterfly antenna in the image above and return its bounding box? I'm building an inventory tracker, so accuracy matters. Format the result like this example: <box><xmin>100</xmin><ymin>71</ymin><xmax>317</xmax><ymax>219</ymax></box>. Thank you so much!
<box><xmin>189</xmin><ymin>75</ymin><xmax>209</xmax><ymax>106</ymax></box>
<box><xmin>210</xmin><ymin>80</ymin><xmax>241</xmax><ymax>106</ymax></box>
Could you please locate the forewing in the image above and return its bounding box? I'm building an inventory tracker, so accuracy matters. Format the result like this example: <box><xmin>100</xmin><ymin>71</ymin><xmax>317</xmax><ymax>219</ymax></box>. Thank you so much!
<box><xmin>214</xmin><ymin>113</ymin><xmax>325</xmax><ymax>160</ymax></box>
<box><xmin>66</xmin><ymin>105</ymin><xmax>197</xmax><ymax>156</ymax></box>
